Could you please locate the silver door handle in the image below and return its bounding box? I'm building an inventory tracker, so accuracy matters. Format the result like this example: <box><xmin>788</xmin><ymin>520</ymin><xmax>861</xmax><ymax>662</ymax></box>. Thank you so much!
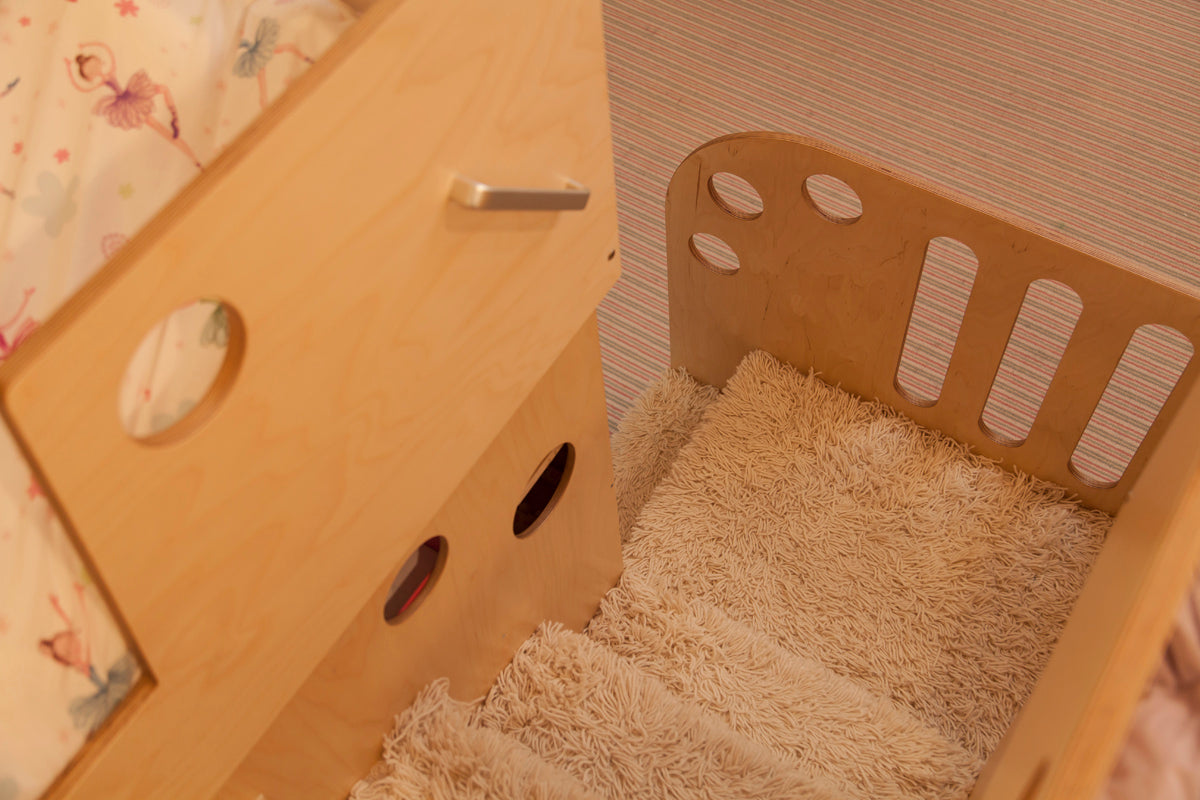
<box><xmin>449</xmin><ymin>175</ymin><xmax>590</xmax><ymax>211</ymax></box>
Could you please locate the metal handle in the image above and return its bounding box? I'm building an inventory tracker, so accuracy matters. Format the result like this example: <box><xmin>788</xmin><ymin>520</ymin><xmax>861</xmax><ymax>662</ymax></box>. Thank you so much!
<box><xmin>449</xmin><ymin>175</ymin><xmax>590</xmax><ymax>211</ymax></box>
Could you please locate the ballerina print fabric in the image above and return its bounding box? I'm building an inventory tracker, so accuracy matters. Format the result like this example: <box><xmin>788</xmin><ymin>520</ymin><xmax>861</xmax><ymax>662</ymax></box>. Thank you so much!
<box><xmin>0</xmin><ymin>2</ymin><xmax>354</xmax><ymax>798</ymax></box>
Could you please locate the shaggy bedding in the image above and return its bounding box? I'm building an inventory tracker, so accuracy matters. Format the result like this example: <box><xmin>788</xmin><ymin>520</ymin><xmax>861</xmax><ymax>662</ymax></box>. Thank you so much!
<box><xmin>353</xmin><ymin>351</ymin><xmax>1119</xmax><ymax>799</ymax></box>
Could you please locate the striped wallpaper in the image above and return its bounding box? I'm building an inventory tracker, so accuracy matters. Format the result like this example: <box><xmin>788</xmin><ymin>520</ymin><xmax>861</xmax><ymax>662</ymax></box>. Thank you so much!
<box><xmin>598</xmin><ymin>0</ymin><xmax>1199</xmax><ymax>485</ymax></box>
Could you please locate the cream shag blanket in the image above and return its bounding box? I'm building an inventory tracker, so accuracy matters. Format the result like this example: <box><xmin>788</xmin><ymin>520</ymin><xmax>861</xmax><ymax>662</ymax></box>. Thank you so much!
<box><xmin>352</xmin><ymin>351</ymin><xmax>1113</xmax><ymax>799</ymax></box>
<box><xmin>620</xmin><ymin>352</ymin><xmax>1109</xmax><ymax>758</ymax></box>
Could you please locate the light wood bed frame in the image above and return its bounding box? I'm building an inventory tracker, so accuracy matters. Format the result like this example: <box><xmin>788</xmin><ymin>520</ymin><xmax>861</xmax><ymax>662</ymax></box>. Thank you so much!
<box><xmin>2</xmin><ymin>0</ymin><xmax>1195</xmax><ymax>795</ymax></box>
<box><xmin>668</xmin><ymin>133</ymin><xmax>1200</xmax><ymax>800</ymax></box>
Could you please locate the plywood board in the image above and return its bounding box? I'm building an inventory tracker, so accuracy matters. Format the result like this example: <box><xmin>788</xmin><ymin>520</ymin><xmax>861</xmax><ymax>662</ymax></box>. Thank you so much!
<box><xmin>667</xmin><ymin>133</ymin><xmax>1200</xmax><ymax>513</ymax></box>
<box><xmin>221</xmin><ymin>316</ymin><xmax>621</xmax><ymax>800</ymax></box>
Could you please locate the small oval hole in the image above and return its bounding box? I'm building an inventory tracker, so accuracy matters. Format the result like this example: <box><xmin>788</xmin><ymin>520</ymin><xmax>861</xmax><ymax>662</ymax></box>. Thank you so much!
<box><xmin>1069</xmin><ymin>325</ymin><xmax>1194</xmax><ymax>488</ymax></box>
<box><xmin>895</xmin><ymin>237</ymin><xmax>979</xmax><ymax>406</ymax></box>
<box><xmin>514</xmin><ymin>443</ymin><xmax>574</xmax><ymax>538</ymax></box>
<box><xmin>709</xmin><ymin>172</ymin><xmax>764</xmax><ymax>219</ymax></box>
<box><xmin>118</xmin><ymin>300</ymin><xmax>243</xmax><ymax>443</ymax></box>
<box><xmin>383</xmin><ymin>536</ymin><xmax>446</xmax><ymax>625</ymax></box>
<box><xmin>802</xmin><ymin>174</ymin><xmax>862</xmax><ymax>224</ymax></box>
<box><xmin>980</xmin><ymin>280</ymin><xmax>1083</xmax><ymax>446</ymax></box>
<box><xmin>689</xmin><ymin>233</ymin><xmax>740</xmax><ymax>275</ymax></box>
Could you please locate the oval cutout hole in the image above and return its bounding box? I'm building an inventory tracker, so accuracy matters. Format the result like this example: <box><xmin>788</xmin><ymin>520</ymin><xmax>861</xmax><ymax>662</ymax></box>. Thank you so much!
<box><xmin>383</xmin><ymin>536</ymin><xmax>446</xmax><ymax>625</ymax></box>
<box><xmin>803</xmin><ymin>174</ymin><xmax>862</xmax><ymax>224</ymax></box>
<box><xmin>895</xmin><ymin>237</ymin><xmax>979</xmax><ymax>406</ymax></box>
<box><xmin>689</xmin><ymin>233</ymin><xmax>740</xmax><ymax>275</ymax></box>
<box><xmin>514</xmin><ymin>443</ymin><xmax>575</xmax><ymax>538</ymax></box>
<box><xmin>980</xmin><ymin>280</ymin><xmax>1083</xmax><ymax>446</ymax></box>
<box><xmin>118</xmin><ymin>300</ymin><xmax>243</xmax><ymax>443</ymax></box>
<box><xmin>709</xmin><ymin>172</ymin><xmax>764</xmax><ymax>219</ymax></box>
<box><xmin>1069</xmin><ymin>325</ymin><xmax>1194</xmax><ymax>487</ymax></box>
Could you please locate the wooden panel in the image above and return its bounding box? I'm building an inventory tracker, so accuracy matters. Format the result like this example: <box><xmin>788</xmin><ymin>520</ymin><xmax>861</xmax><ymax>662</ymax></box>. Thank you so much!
<box><xmin>220</xmin><ymin>316</ymin><xmax>622</xmax><ymax>800</ymax></box>
<box><xmin>970</xmin><ymin>377</ymin><xmax>1200</xmax><ymax>800</ymax></box>
<box><xmin>667</xmin><ymin>132</ymin><xmax>1200</xmax><ymax>512</ymax></box>
<box><xmin>668</xmin><ymin>131</ymin><xmax>1200</xmax><ymax>798</ymax></box>
<box><xmin>0</xmin><ymin>0</ymin><xmax>619</xmax><ymax>797</ymax></box>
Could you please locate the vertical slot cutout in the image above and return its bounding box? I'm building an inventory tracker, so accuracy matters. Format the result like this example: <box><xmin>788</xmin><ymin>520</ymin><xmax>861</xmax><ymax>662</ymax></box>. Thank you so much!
<box><xmin>383</xmin><ymin>537</ymin><xmax>446</xmax><ymax>625</ymax></box>
<box><xmin>1070</xmin><ymin>325</ymin><xmax>1194</xmax><ymax>487</ymax></box>
<box><xmin>980</xmin><ymin>280</ymin><xmax>1083</xmax><ymax>445</ymax></box>
<box><xmin>895</xmin><ymin>237</ymin><xmax>979</xmax><ymax>406</ymax></box>
<box><xmin>513</xmin><ymin>443</ymin><xmax>575</xmax><ymax>538</ymax></box>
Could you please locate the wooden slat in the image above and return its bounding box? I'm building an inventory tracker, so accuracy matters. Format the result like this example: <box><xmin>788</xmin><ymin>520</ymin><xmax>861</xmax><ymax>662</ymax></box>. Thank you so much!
<box><xmin>1023</xmin><ymin>307</ymin><xmax>1132</xmax><ymax>473</ymax></box>
<box><xmin>667</xmin><ymin>132</ymin><xmax>1200</xmax><ymax>512</ymax></box>
<box><xmin>220</xmin><ymin>317</ymin><xmax>622</xmax><ymax>800</ymax></box>
<box><xmin>0</xmin><ymin>0</ymin><xmax>619</xmax><ymax>797</ymax></box>
<box><xmin>935</xmin><ymin>254</ymin><xmax>1030</xmax><ymax>423</ymax></box>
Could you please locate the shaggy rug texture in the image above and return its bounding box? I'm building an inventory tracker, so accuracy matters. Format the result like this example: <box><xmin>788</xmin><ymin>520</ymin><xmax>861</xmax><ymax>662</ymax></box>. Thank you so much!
<box><xmin>586</xmin><ymin>571</ymin><xmax>980</xmax><ymax>800</ymax></box>
<box><xmin>352</xmin><ymin>351</ymin><xmax>1111</xmax><ymax>799</ymax></box>
<box><xmin>610</xmin><ymin>367</ymin><xmax>718</xmax><ymax>540</ymax></box>
<box><xmin>474</xmin><ymin>622</ymin><xmax>847</xmax><ymax>800</ymax></box>
<box><xmin>622</xmin><ymin>352</ymin><xmax>1110</xmax><ymax>758</ymax></box>
<box><xmin>350</xmin><ymin>678</ymin><xmax>601</xmax><ymax>800</ymax></box>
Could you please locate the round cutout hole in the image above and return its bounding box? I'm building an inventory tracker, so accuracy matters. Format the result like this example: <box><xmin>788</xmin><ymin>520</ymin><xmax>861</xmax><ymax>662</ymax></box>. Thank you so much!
<box><xmin>689</xmin><ymin>233</ymin><xmax>740</xmax><ymax>275</ymax></box>
<box><xmin>803</xmin><ymin>174</ymin><xmax>863</xmax><ymax>224</ymax></box>
<box><xmin>383</xmin><ymin>536</ymin><xmax>446</xmax><ymax>625</ymax></box>
<box><xmin>709</xmin><ymin>172</ymin><xmax>764</xmax><ymax>219</ymax></box>
<box><xmin>117</xmin><ymin>300</ymin><xmax>243</xmax><ymax>443</ymax></box>
<box><xmin>513</xmin><ymin>442</ymin><xmax>575</xmax><ymax>538</ymax></box>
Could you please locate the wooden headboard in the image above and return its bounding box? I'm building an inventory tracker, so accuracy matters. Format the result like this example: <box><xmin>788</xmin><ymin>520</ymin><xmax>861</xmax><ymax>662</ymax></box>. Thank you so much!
<box><xmin>667</xmin><ymin>132</ymin><xmax>1200</xmax><ymax>513</ymax></box>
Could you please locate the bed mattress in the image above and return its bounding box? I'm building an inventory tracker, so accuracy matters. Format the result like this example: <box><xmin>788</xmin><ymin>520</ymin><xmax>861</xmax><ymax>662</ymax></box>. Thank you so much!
<box><xmin>0</xmin><ymin>2</ymin><xmax>354</xmax><ymax>797</ymax></box>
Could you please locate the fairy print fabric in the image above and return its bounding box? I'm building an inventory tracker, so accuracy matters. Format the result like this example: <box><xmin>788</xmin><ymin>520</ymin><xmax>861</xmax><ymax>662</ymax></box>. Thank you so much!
<box><xmin>0</xmin><ymin>2</ymin><xmax>354</xmax><ymax>798</ymax></box>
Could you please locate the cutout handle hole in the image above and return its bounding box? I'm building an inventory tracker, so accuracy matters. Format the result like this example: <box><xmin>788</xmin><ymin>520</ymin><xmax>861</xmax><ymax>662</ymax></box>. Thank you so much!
<box><xmin>118</xmin><ymin>300</ymin><xmax>243</xmax><ymax>443</ymax></box>
<box><xmin>895</xmin><ymin>237</ymin><xmax>979</xmax><ymax>406</ymax></box>
<box><xmin>709</xmin><ymin>172</ymin><xmax>764</xmax><ymax>219</ymax></box>
<box><xmin>514</xmin><ymin>443</ymin><xmax>575</xmax><ymax>538</ymax></box>
<box><xmin>689</xmin><ymin>233</ymin><xmax>740</xmax><ymax>275</ymax></box>
<box><xmin>980</xmin><ymin>279</ymin><xmax>1083</xmax><ymax>446</ymax></box>
<box><xmin>803</xmin><ymin>174</ymin><xmax>862</xmax><ymax>224</ymax></box>
<box><xmin>383</xmin><ymin>536</ymin><xmax>447</xmax><ymax>625</ymax></box>
<box><xmin>1069</xmin><ymin>324</ymin><xmax>1193</xmax><ymax>487</ymax></box>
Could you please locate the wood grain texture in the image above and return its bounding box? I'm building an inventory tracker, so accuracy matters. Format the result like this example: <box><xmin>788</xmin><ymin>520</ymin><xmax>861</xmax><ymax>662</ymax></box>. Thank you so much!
<box><xmin>0</xmin><ymin>0</ymin><xmax>619</xmax><ymax>797</ymax></box>
<box><xmin>667</xmin><ymin>132</ymin><xmax>1200</xmax><ymax>513</ymax></box>
<box><xmin>971</xmin><ymin>377</ymin><xmax>1200</xmax><ymax>800</ymax></box>
<box><xmin>219</xmin><ymin>316</ymin><xmax>621</xmax><ymax>800</ymax></box>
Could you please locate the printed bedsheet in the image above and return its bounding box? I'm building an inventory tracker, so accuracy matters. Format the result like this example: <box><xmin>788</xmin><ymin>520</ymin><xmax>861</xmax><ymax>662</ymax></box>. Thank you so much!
<box><xmin>0</xmin><ymin>2</ymin><xmax>354</xmax><ymax>798</ymax></box>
